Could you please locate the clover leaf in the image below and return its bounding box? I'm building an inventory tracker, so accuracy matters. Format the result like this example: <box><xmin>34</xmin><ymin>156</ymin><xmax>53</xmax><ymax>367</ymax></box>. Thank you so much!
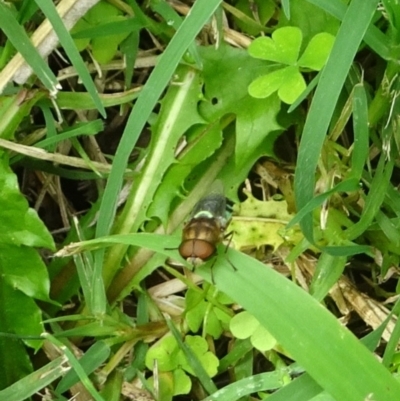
<box><xmin>230</xmin><ymin>311</ymin><xmax>277</xmax><ymax>352</ymax></box>
<box><xmin>248</xmin><ymin>27</ymin><xmax>335</xmax><ymax>104</ymax></box>
<box><xmin>145</xmin><ymin>334</ymin><xmax>219</xmax><ymax>395</ymax></box>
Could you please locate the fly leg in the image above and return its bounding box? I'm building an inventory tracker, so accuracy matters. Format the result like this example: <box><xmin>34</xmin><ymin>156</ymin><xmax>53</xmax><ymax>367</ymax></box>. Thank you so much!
<box><xmin>223</xmin><ymin>231</ymin><xmax>237</xmax><ymax>272</ymax></box>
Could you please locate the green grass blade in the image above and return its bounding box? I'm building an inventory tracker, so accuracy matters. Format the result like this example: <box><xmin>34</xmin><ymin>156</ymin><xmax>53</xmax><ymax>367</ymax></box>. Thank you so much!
<box><xmin>206</xmin><ymin>250</ymin><xmax>400</xmax><ymax>401</ymax></box>
<box><xmin>267</xmin><ymin>373</ymin><xmax>323</xmax><ymax>401</ymax></box>
<box><xmin>56</xmin><ymin>341</ymin><xmax>111</xmax><ymax>393</ymax></box>
<box><xmin>43</xmin><ymin>333</ymin><xmax>106</xmax><ymax>401</ymax></box>
<box><xmin>350</xmin><ymin>83</ymin><xmax>369</xmax><ymax>180</ymax></box>
<box><xmin>309</xmin><ymin>253</ymin><xmax>346</xmax><ymax>301</ymax></box>
<box><xmin>202</xmin><ymin>372</ymin><xmax>284</xmax><ymax>401</ymax></box>
<box><xmin>294</xmin><ymin>0</ymin><xmax>379</xmax><ymax>242</ymax></box>
<box><xmin>34</xmin><ymin>0</ymin><xmax>106</xmax><ymax>117</ymax></box>
<box><xmin>0</xmin><ymin>3</ymin><xmax>59</xmax><ymax>94</ymax></box>
<box><xmin>345</xmin><ymin>155</ymin><xmax>394</xmax><ymax>240</ymax></box>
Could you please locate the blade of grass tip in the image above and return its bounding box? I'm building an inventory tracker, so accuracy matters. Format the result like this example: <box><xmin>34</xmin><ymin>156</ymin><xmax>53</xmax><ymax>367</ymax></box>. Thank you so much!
<box><xmin>309</xmin><ymin>252</ymin><xmax>346</xmax><ymax>302</ymax></box>
<box><xmin>166</xmin><ymin>318</ymin><xmax>218</xmax><ymax>395</ymax></box>
<box><xmin>350</xmin><ymin>83</ymin><xmax>369</xmax><ymax>180</ymax></box>
<box><xmin>34</xmin><ymin>0</ymin><xmax>106</xmax><ymax>117</ymax></box>
<box><xmin>293</xmin><ymin>0</ymin><xmax>379</xmax><ymax>243</ymax></box>
<box><xmin>94</xmin><ymin>0</ymin><xmax>223</xmax><ymax>289</ymax></box>
<box><xmin>306</xmin><ymin>0</ymin><xmax>390</xmax><ymax>60</ymax></box>
<box><xmin>0</xmin><ymin>3</ymin><xmax>59</xmax><ymax>95</ymax></box>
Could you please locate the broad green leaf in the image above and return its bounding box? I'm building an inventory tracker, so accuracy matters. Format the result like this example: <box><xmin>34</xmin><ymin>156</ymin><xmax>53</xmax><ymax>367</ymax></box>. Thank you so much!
<box><xmin>0</xmin><ymin>155</ymin><xmax>54</xmax><ymax>249</ymax></box>
<box><xmin>248</xmin><ymin>27</ymin><xmax>302</xmax><ymax>65</ymax></box>
<box><xmin>0</xmin><ymin>333</ymin><xmax>33</xmax><ymax>391</ymax></box>
<box><xmin>298</xmin><ymin>32</ymin><xmax>336</xmax><ymax>70</ymax></box>
<box><xmin>0</xmin><ymin>356</ymin><xmax>67</xmax><ymax>400</ymax></box>
<box><xmin>0</xmin><ymin>282</ymin><xmax>43</xmax><ymax>350</ymax></box>
<box><xmin>91</xmin><ymin>16</ymin><xmax>130</xmax><ymax>64</ymax></box>
<box><xmin>0</xmin><ymin>90</ymin><xmax>45</xmax><ymax>140</ymax></box>
<box><xmin>0</xmin><ymin>244</ymin><xmax>51</xmax><ymax>303</ymax></box>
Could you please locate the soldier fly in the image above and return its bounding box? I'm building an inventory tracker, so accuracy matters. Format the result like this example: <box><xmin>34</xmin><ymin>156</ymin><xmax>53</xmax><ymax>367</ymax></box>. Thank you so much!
<box><xmin>177</xmin><ymin>181</ymin><xmax>236</xmax><ymax>281</ymax></box>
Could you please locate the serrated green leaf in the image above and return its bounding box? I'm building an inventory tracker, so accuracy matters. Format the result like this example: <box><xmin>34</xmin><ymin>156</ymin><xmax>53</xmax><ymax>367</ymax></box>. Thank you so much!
<box><xmin>298</xmin><ymin>32</ymin><xmax>335</xmax><ymax>70</ymax></box>
<box><xmin>147</xmin><ymin>123</ymin><xmax>220</xmax><ymax>225</ymax></box>
<box><xmin>198</xmin><ymin>45</ymin><xmax>281</xmax><ymax>172</ymax></box>
<box><xmin>248</xmin><ymin>27</ymin><xmax>302</xmax><ymax>65</ymax></box>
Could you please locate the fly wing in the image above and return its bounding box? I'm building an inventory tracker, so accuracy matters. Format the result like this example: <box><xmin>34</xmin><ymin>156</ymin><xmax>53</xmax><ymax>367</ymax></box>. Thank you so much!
<box><xmin>192</xmin><ymin>180</ymin><xmax>227</xmax><ymax>219</ymax></box>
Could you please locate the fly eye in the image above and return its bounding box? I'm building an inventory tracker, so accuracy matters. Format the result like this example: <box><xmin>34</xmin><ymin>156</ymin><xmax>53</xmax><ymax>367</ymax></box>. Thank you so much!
<box><xmin>179</xmin><ymin>239</ymin><xmax>215</xmax><ymax>260</ymax></box>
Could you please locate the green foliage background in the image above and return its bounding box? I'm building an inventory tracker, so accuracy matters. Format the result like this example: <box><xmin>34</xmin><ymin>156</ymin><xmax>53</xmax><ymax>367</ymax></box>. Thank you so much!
<box><xmin>1</xmin><ymin>0</ymin><xmax>400</xmax><ymax>400</ymax></box>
